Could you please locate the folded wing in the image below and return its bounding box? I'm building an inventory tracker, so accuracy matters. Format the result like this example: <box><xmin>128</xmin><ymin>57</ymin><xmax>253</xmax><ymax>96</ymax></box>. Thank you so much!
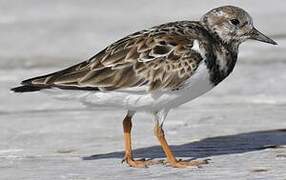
<box><xmin>15</xmin><ymin>22</ymin><xmax>205</xmax><ymax>92</ymax></box>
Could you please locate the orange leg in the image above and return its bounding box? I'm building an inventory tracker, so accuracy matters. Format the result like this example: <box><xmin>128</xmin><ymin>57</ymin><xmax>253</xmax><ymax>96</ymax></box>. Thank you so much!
<box><xmin>154</xmin><ymin>122</ymin><xmax>209</xmax><ymax>168</ymax></box>
<box><xmin>122</xmin><ymin>113</ymin><xmax>161</xmax><ymax>168</ymax></box>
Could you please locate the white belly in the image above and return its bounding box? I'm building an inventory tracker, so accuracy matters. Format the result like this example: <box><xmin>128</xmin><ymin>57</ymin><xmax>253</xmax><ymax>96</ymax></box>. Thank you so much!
<box><xmin>44</xmin><ymin>62</ymin><xmax>214</xmax><ymax>112</ymax></box>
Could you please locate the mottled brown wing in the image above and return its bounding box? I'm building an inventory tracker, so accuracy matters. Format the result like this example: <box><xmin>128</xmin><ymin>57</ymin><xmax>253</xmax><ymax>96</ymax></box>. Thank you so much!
<box><xmin>23</xmin><ymin>25</ymin><xmax>204</xmax><ymax>92</ymax></box>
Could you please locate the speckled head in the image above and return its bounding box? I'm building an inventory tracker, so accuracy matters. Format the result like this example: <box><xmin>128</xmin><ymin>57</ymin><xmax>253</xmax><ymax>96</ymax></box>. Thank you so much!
<box><xmin>201</xmin><ymin>6</ymin><xmax>277</xmax><ymax>46</ymax></box>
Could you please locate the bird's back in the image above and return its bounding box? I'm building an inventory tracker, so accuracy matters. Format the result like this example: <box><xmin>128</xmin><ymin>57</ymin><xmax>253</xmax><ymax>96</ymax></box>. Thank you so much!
<box><xmin>12</xmin><ymin>21</ymin><xmax>222</xmax><ymax>94</ymax></box>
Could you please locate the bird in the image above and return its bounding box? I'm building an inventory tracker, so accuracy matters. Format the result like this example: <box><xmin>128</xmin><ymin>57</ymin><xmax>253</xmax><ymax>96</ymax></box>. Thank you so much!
<box><xmin>11</xmin><ymin>5</ymin><xmax>277</xmax><ymax>168</ymax></box>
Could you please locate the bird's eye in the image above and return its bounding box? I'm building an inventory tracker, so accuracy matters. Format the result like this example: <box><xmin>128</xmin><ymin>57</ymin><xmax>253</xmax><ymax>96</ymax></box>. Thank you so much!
<box><xmin>230</xmin><ymin>19</ymin><xmax>240</xmax><ymax>26</ymax></box>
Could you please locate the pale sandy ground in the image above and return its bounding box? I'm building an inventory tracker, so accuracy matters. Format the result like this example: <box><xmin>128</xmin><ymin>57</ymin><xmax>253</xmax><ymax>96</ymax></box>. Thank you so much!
<box><xmin>1</xmin><ymin>0</ymin><xmax>286</xmax><ymax>180</ymax></box>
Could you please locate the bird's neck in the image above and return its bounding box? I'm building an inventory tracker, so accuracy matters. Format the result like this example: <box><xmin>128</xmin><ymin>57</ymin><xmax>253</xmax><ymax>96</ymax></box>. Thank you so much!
<box><xmin>204</xmin><ymin>45</ymin><xmax>238</xmax><ymax>86</ymax></box>
<box><xmin>199</xmin><ymin>24</ymin><xmax>239</xmax><ymax>85</ymax></box>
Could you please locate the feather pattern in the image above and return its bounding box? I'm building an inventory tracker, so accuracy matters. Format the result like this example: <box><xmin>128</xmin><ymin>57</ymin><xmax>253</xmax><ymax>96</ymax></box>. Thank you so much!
<box><xmin>21</xmin><ymin>21</ymin><xmax>214</xmax><ymax>92</ymax></box>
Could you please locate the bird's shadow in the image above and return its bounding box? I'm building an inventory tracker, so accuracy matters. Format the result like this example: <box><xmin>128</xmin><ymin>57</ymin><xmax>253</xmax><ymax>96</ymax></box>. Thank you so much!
<box><xmin>82</xmin><ymin>129</ymin><xmax>286</xmax><ymax>160</ymax></box>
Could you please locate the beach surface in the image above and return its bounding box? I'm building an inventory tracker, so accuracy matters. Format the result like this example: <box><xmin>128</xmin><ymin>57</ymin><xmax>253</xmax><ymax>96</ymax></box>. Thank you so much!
<box><xmin>1</xmin><ymin>1</ymin><xmax>286</xmax><ymax>179</ymax></box>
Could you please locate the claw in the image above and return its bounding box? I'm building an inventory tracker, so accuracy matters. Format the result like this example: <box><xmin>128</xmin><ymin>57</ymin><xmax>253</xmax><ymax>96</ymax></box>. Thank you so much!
<box><xmin>121</xmin><ymin>158</ymin><xmax>126</xmax><ymax>164</ymax></box>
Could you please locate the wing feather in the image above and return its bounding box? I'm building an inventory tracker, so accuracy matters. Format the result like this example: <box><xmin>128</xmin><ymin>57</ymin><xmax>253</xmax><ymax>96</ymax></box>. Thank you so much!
<box><xmin>23</xmin><ymin>21</ymin><xmax>208</xmax><ymax>92</ymax></box>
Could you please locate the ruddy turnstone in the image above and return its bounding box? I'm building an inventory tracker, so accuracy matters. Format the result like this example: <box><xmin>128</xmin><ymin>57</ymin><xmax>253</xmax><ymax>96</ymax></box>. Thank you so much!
<box><xmin>11</xmin><ymin>6</ymin><xmax>277</xmax><ymax>168</ymax></box>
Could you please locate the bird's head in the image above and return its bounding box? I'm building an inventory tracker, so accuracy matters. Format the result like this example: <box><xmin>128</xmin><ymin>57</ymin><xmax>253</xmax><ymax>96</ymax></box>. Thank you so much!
<box><xmin>201</xmin><ymin>6</ymin><xmax>277</xmax><ymax>47</ymax></box>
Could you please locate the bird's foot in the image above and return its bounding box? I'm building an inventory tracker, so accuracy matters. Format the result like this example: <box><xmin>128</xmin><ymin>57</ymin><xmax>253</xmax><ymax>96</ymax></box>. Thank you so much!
<box><xmin>166</xmin><ymin>159</ymin><xmax>210</xmax><ymax>168</ymax></box>
<box><xmin>122</xmin><ymin>157</ymin><xmax>163</xmax><ymax>168</ymax></box>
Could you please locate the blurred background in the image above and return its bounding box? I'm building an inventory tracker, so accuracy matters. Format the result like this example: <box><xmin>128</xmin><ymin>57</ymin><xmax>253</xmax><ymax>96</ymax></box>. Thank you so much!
<box><xmin>0</xmin><ymin>1</ymin><xmax>285</xmax><ymax>179</ymax></box>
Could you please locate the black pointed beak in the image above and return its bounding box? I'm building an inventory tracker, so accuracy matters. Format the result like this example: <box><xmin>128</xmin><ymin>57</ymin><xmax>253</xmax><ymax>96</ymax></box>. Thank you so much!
<box><xmin>249</xmin><ymin>27</ymin><xmax>278</xmax><ymax>45</ymax></box>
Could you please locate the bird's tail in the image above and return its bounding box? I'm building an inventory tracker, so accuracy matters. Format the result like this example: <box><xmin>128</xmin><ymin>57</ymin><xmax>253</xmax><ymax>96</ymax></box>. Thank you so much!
<box><xmin>10</xmin><ymin>85</ymin><xmax>47</xmax><ymax>93</ymax></box>
<box><xmin>11</xmin><ymin>60</ymin><xmax>98</xmax><ymax>93</ymax></box>
<box><xmin>10</xmin><ymin>73</ymin><xmax>53</xmax><ymax>93</ymax></box>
